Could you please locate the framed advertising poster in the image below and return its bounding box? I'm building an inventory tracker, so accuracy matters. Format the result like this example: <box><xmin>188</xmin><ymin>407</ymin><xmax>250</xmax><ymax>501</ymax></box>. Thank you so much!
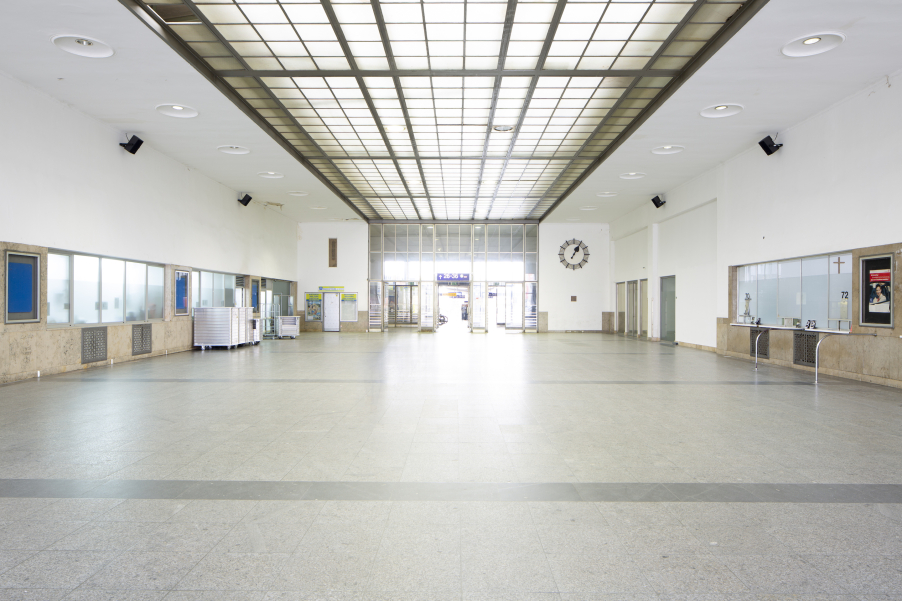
<box><xmin>861</xmin><ymin>255</ymin><xmax>893</xmax><ymax>327</ymax></box>
<box><xmin>305</xmin><ymin>292</ymin><xmax>323</xmax><ymax>322</ymax></box>
<box><xmin>340</xmin><ymin>293</ymin><xmax>358</xmax><ymax>322</ymax></box>
<box><xmin>6</xmin><ymin>251</ymin><xmax>40</xmax><ymax>323</ymax></box>
<box><xmin>174</xmin><ymin>270</ymin><xmax>189</xmax><ymax>316</ymax></box>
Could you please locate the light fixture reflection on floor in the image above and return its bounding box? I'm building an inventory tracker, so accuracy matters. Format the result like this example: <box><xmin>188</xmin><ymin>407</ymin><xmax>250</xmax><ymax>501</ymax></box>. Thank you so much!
<box><xmin>52</xmin><ymin>35</ymin><xmax>114</xmax><ymax>58</ymax></box>
<box><xmin>782</xmin><ymin>32</ymin><xmax>845</xmax><ymax>57</ymax></box>
<box><xmin>156</xmin><ymin>104</ymin><xmax>198</xmax><ymax>118</ymax></box>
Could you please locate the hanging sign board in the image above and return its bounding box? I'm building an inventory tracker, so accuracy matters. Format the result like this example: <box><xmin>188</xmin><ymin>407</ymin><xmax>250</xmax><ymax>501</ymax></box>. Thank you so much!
<box><xmin>340</xmin><ymin>293</ymin><xmax>358</xmax><ymax>322</ymax></box>
<box><xmin>305</xmin><ymin>292</ymin><xmax>323</xmax><ymax>322</ymax></box>
<box><xmin>319</xmin><ymin>286</ymin><xmax>344</xmax><ymax>292</ymax></box>
<box><xmin>861</xmin><ymin>255</ymin><xmax>893</xmax><ymax>327</ymax></box>
<box><xmin>437</xmin><ymin>273</ymin><xmax>470</xmax><ymax>282</ymax></box>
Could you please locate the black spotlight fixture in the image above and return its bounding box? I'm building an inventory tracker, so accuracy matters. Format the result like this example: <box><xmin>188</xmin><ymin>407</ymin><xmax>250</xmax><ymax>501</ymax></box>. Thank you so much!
<box><xmin>238</xmin><ymin>193</ymin><xmax>252</xmax><ymax>206</ymax></box>
<box><xmin>119</xmin><ymin>135</ymin><xmax>143</xmax><ymax>154</ymax></box>
<box><xmin>758</xmin><ymin>135</ymin><xmax>783</xmax><ymax>156</ymax></box>
<box><xmin>651</xmin><ymin>195</ymin><xmax>666</xmax><ymax>209</ymax></box>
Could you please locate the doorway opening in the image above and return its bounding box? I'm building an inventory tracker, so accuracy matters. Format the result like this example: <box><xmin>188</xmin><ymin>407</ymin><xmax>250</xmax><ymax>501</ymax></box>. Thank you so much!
<box><xmin>485</xmin><ymin>283</ymin><xmax>524</xmax><ymax>332</ymax></box>
<box><xmin>385</xmin><ymin>283</ymin><xmax>419</xmax><ymax>327</ymax></box>
<box><xmin>437</xmin><ymin>283</ymin><xmax>469</xmax><ymax>333</ymax></box>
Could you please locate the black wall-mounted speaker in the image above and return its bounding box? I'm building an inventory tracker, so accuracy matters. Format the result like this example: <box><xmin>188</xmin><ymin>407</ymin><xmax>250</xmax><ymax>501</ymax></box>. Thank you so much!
<box><xmin>758</xmin><ymin>135</ymin><xmax>783</xmax><ymax>156</ymax></box>
<box><xmin>651</xmin><ymin>195</ymin><xmax>665</xmax><ymax>208</ymax></box>
<box><xmin>238</xmin><ymin>194</ymin><xmax>252</xmax><ymax>206</ymax></box>
<box><xmin>119</xmin><ymin>135</ymin><xmax>143</xmax><ymax>154</ymax></box>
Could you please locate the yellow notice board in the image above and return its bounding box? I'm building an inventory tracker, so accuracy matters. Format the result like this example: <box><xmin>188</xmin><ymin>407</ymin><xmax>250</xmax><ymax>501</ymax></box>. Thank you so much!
<box><xmin>340</xmin><ymin>293</ymin><xmax>358</xmax><ymax>322</ymax></box>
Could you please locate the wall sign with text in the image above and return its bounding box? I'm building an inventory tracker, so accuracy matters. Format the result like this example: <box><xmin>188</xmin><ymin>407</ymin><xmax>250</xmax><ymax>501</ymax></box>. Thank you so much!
<box><xmin>861</xmin><ymin>255</ymin><xmax>893</xmax><ymax>327</ymax></box>
<box><xmin>437</xmin><ymin>273</ymin><xmax>470</xmax><ymax>282</ymax></box>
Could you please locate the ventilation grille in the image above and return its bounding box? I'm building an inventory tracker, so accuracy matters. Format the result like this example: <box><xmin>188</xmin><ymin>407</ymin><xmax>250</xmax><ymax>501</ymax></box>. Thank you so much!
<box><xmin>81</xmin><ymin>327</ymin><xmax>108</xmax><ymax>364</ymax></box>
<box><xmin>132</xmin><ymin>324</ymin><xmax>152</xmax><ymax>356</ymax></box>
<box><xmin>750</xmin><ymin>328</ymin><xmax>769</xmax><ymax>359</ymax></box>
<box><xmin>236</xmin><ymin>276</ymin><xmax>245</xmax><ymax>288</ymax></box>
<box><xmin>793</xmin><ymin>331</ymin><xmax>818</xmax><ymax>367</ymax></box>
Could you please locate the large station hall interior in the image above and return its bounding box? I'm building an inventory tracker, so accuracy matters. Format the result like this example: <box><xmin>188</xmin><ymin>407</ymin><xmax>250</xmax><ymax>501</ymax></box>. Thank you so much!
<box><xmin>2</xmin><ymin>0</ymin><xmax>902</xmax><ymax>598</ymax></box>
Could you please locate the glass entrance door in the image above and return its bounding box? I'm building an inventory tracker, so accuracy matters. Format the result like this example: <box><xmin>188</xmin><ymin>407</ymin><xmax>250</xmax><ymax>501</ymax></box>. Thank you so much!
<box><xmin>384</xmin><ymin>283</ymin><xmax>419</xmax><ymax>327</ymax></box>
<box><xmin>471</xmin><ymin>282</ymin><xmax>485</xmax><ymax>332</ymax></box>
<box><xmin>420</xmin><ymin>282</ymin><xmax>434</xmax><ymax>331</ymax></box>
<box><xmin>524</xmin><ymin>282</ymin><xmax>538</xmax><ymax>332</ymax></box>
<box><xmin>661</xmin><ymin>276</ymin><xmax>676</xmax><ymax>343</ymax></box>
<box><xmin>627</xmin><ymin>280</ymin><xmax>638</xmax><ymax>336</ymax></box>
<box><xmin>505</xmin><ymin>282</ymin><xmax>523</xmax><ymax>330</ymax></box>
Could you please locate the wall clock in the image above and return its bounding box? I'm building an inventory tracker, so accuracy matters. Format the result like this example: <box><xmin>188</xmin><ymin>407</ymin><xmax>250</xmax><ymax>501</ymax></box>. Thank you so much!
<box><xmin>559</xmin><ymin>239</ymin><xmax>589</xmax><ymax>270</ymax></box>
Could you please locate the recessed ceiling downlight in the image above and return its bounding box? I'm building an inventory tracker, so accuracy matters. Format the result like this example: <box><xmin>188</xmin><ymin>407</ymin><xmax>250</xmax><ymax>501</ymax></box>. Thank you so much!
<box><xmin>288</xmin><ymin>191</ymin><xmax>309</xmax><ymax>197</ymax></box>
<box><xmin>258</xmin><ymin>172</ymin><xmax>284</xmax><ymax>179</ymax></box>
<box><xmin>596</xmin><ymin>192</ymin><xmax>618</xmax><ymax>198</ymax></box>
<box><xmin>217</xmin><ymin>145</ymin><xmax>249</xmax><ymax>155</ymax></box>
<box><xmin>156</xmin><ymin>104</ymin><xmax>198</xmax><ymax>118</ymax></box>
<box><xmin>619</xmin><ymin>172</ymin><xmax>646</xmax><ymax>180</ymax></box>
<box><xmin>310</xmin><ymin>206</ymin><xmax>327</xmax><ymax>210</ymax></box>
<box><xmin>52</xmin><ymin>35</ymin><xmax>114</xmax><ymax>58</ymax></box>
<box><xmin>782</xmin><ymin>32</ymin><xmax>845</xmax><ymax>57</ymax></box>
<box><xmin>493</xmin><ymin>125</ymin><xmax>514</xmax><ymax>132</ymax></box>
<box><xmin>652</xmin><ymin>145</ymin><xmax>685</xmax><ymax>155</ymax></box>
<box><xmin>700</xmin><ymin>104</ymin><xmax>743</xmax><ymax>118</ymax></box>
<box><xmin>580</xmin><ymin>206</ymin><xmax>598</xmax><ymax>211</ymax></box>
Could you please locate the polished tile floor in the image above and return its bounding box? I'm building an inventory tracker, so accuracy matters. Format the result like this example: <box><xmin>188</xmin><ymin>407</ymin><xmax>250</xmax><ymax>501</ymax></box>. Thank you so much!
<box><xmin>1</xmin><ymin>331</ymin><xmax>902</xmax><ymax>599</ymax></box>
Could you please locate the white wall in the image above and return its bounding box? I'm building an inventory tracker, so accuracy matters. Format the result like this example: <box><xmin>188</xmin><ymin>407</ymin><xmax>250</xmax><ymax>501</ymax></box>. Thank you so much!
<box><xmin>658</xmin><ymin>201</ymin><xmax>718</xmax><ymax>347</ymax></box>
<box><xmin>608</xmin><ymin>71</ymin><xmax>902</xmax><ymax>347</ymax></box>
<box><xmin>612</xmin><ymin>228</ymin><xmax>648</xmax><ymax>283</ymax></box>
<box><xmin>0</xmin><ymin>71</ymin><xmax>297</xmax><ymax>280</ymax></box>
<box><xmin>296</xmin><ymin>222</ymin><xmax>368</xmax><ymax>299</ymax></box>
<box><xmin>538</xmin><ymin>222</ymin><xmax>610</xmax><ymax>331</ymax></box>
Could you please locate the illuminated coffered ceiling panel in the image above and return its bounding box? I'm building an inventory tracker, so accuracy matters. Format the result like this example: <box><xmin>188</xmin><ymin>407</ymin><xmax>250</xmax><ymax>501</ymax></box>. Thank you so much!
<box><xmin>128</xmin><ymin>0</ymin><xmax>763</xmax><ymax>220</ymax></box>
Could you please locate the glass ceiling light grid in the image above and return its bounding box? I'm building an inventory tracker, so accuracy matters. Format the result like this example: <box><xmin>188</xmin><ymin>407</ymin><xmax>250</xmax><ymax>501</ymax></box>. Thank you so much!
<box><xmin>143</xmin><ymin>0</ymin><xmax>751</xmax><ymax>220</ymax></box>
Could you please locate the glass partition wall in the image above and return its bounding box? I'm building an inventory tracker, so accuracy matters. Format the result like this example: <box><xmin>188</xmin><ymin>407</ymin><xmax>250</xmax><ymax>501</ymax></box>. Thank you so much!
<box><xmin>369</xmin><ymin>223</ymin><xmax>538</xmax><ymax>332</ymax></box>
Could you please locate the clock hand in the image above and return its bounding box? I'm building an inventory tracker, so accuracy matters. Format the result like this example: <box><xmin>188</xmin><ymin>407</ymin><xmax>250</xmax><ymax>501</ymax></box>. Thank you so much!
<box><xmin>571</xmin><ymin>247</ymin><xmax>579</xmax><ymax>259</ymax></box>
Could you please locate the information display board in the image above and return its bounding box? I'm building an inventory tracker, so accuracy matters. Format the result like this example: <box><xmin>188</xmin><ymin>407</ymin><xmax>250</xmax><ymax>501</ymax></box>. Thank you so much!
<box><xmin>5</xmin><ymin>251</ymin><xmax>40</xmax><ymax>323</ymax></box>
<box><xmin>861</xmin><ymin>255</ymin><xmax>893</xmax><ymax>327</ymax></box>
<box><xmin>340</xmin><ymin>293</ymin><xmax>358</xmax><ymax>322</ymax></box>
<box><xmin>305</xmin><ymin>292</ymin><xmax>323</xmax><ymax>321</ymax></box>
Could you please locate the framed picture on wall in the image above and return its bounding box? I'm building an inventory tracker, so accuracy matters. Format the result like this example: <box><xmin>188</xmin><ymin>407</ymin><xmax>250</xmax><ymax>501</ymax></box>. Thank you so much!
<box><xmin>5</xmin><ymin>251</ymin><xmax>41</xmax><ymax>323</ymax></box>
<box><xmin>861</xmin><ymin>255</ymin><xmax>893</xmax><ymax>327</ymax></box>
<box><xmin>174</xmin><ymin>270</ymin><xmax>189</xmax><ymax>315</ymax></box>
<box><xmin>305</xmin><ymin>292</ymin><xmax>323</xmax><ymax>321</ymax></box>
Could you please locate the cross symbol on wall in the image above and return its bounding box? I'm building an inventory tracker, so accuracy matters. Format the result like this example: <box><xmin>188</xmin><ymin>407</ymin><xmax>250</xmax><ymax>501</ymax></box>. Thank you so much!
<box><xmin>833</xmin><ymin>257</ymin><xmax>845</xmax><ymax>274</ymax></box>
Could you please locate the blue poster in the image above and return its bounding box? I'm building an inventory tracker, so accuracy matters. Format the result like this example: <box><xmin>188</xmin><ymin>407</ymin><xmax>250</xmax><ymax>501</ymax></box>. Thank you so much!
<box><xmin>175</xmin><ymin>275</ymin><xmax>188</xmax><ymax>311</ymax></box>
<box><xmin>8</xmin><ymin>262</ymin><xmax>34</xmax><ymax>314</ymax></box>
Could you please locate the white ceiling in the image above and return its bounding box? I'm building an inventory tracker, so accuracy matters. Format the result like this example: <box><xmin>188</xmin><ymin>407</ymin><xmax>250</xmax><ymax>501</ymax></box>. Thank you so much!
<box><xmin>1</xmin><ymin>0</ymin><xmax>899</xmax><ymax>225</ymax></box>
<box><xmin>0</xmin><ymin>0</ymin><xmax>362</xmax><ymax>223</ymax></box>
<box><xmin>547</xmin><ymin>0</ymin><xmax>902</xmax><ymax>223</ymax></box>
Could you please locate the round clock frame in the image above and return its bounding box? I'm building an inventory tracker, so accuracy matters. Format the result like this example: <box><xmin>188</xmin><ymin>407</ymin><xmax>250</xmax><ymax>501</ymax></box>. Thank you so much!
<box><xmin>559</xmin><ymin>239</ymin><xmax>589</xmax><ymax>270</ymax></box>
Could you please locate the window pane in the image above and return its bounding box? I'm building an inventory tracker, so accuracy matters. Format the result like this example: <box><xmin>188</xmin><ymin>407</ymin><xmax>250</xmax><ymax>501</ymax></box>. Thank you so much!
<box><xmin>778</xmin><ymin>260</ymin><xmax>801</xmax><ymax>324</ymax></box>
<box><xmin>396</xmin><ymin>225</ymin><xmax>408</xmax><ymax>252</ymax></box>
<box><xmin>47</xmin><ymin>254</ymin><xmax>70</xmax><ymax>324</ymax></box>
<box><xmin>448</xmin><ymin>225</ymin><xmax>460</xmax><ymax>252</ymax></box>
<box><xmin>101</xmin><ymin>258</ymin><xmax>125</xmax><ymax>323</ymax></box>
<box><xmin>422</xmin><ymin>225</ymin><xmax>434</xmax><ymax>251</ymax></box>
<box><xmin>757</xmin><ymin>263</ymin><xmax>778</xmax><ymax>325</ymax></box>
<box><xmin>801</xmin><ymin>256</ymin><xmax>828</xmax><ymax>328</ymax></box>
<box><xmin>499</xmin><ymin>225</ymin><xmax>512</xmax><ymax>252</ymax></box>
<box><xmin>73</xmin><ymin>255</ymin><xmax>99</xmax><ymax>324</ymax></box>
<box><xmin>126</xmin><ymin>262</ymin><xmax>146</xmax><ymax>321</ymax></box>
<box><xmin>408</xmin><ymin>225</ymin><xmax>419</xmax><ymax>252</ymax></box>
<box><xmin>525</xmin><ymin>253</ymin><xmax>537</xmax><ymax>282</ymax></box>
<box><xmin>460</xmin><ymin>225</ymin><xmax>471</xmax><ymax>253</ymax></box>
<box><xmin>201</xmin><ymin>271</ymin><xmax>213</xmax><ymax>307</ymax></box>
<box><xmin>436</xmin><ymin>225</ymin><xmax>448</xmax><ymax>252</ymax></box>
<box><xmin>525</xmin><ymin>224</ymin><xmax>538</xmax><ymax>252</ymax></box>
<box><xmin>736</xmin><ymin>265</ymin><xmax>756</xmax><ymax>323</ymax></box>
<box><xmin>421</xmin><ymin>252</ymin><xmax>434</xmax><ymax>281</ymax></box>
<box><xmin>384</xmin><ymin>224</ymin><xmax>396</xmax><ymax>251</ymax></box>
<box><xmin>473</xmin><ymin>225</ymin><xmax>485</xmax><ymax>252</ymax></box>
<box><xmin>224</xmin><ymin>274</ymin><xmax>236</xmax><ymax>307</ymax></box>
<box><xmin>147</xmin><ymin>265</ymin><xmax>164</xmax><ymax>319</ymax></box>
<box><xmin>369</xmin><ymin>224</ymin><xmax>382</xmax><ymax>251</ymax></box>
<box><xmin>370</xmin><ymin>253</ymin><xmax>383</xmax><ymax>280</ymax></box>
<box><xmin>828</xmin><ymin>253</ymin><xmax>853</xmax><ymax>329</ymax></box>
<box><xmin>474</xmin><ymin>253</ymin><xmax>486</xmax><ymax>281</ymax></box>
<box><xmin>487</xmin><ymin>225</ymin><xmax>500</xmax><ymax>252</ymax></box>
<box><xmin>511</xmin><ymin>224</ymin><xmax>524</xmax><ymax>252</ymax></box>
<box><xmin>192</xmin><ymin>271</ymin><xmax>200</xmax><ymax>311</ymax></box>
<box><xmin>213</xmin><ymin>273</ymin><xmax>224</xmax><ymax>307</ymax></box>
<box><xmin>408</xmin><ymin>252</ymin><xmax>419</xmax><ymax>280</ymax></box>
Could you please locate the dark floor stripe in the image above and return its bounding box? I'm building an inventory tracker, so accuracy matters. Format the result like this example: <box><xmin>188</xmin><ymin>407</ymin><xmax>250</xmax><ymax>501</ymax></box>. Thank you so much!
<box><xmin>0</xmin><ymin>479</ymin><xmax>898</xmax><ymax>503</ymax></box>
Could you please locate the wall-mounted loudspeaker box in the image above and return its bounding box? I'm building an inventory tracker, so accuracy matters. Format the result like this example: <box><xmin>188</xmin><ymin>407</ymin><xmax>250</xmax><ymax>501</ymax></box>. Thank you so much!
<box><xmin>120</xmin><ymin>135</ymin><xmax>143</xmax><ymax>154</ymax></box>
<box><xmin>651</xmin><ymin>195</ymin><xmax>665</xmax><ymax>208</ymax></box>
<box><xmin>238</xmin><ymin>194</ymin><xmax>252</xmax><ymax>206</ymax></box>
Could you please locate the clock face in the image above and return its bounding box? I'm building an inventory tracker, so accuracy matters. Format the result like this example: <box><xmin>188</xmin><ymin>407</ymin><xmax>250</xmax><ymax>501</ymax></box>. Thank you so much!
<box><xmin>559</xmin><ymin>239</ymin><xmax>589</xmax><ymax>270</ymax></box>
